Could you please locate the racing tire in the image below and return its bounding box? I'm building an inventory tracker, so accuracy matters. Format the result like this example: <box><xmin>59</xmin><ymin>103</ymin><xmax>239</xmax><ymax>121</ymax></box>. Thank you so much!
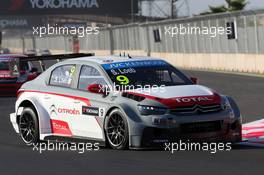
<box><xmin>19</xmin><ymin>107</ymin><xmax>40</xmax><ymax>146</ymax></box>
<box><xmin>105</xmin><ymin>109</ymin><xmax>129</xmax><ymax>150</ymax></box>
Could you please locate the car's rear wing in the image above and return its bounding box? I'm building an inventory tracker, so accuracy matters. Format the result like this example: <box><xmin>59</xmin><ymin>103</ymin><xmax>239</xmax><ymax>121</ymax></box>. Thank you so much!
<box><xmin>9</xmin><ymin>53</ymin><xmax>94</xmax><ymax>77</ymax></box>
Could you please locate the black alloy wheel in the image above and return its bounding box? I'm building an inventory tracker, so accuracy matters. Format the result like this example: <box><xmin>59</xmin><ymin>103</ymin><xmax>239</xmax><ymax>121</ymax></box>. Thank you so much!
<box><xmin>19</xmin><ymin>107</ymin><xmax>39</xmax><ymax>145</ymax></box>
<box><xmin>106</xmin><ymin>109</ymin><xmax>129</xmax><ymax>150</ymax></box>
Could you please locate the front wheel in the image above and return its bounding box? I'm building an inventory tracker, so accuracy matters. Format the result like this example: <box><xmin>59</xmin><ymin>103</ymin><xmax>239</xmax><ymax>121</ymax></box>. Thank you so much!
<box><xmin>105</xmin><ymin>109</ymin><xmax>129</xmax><ymax>150</ymax></box>
<box><xmin>19</xmin><ymin>107</ymin><xmax>39</xmax><ymax>146</ymax></box>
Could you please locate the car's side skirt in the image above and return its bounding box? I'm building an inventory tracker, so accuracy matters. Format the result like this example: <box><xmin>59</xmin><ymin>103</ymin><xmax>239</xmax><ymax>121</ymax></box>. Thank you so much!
<box><xmin>43</xmin><ymin>135</ymin><xmax>106</xmax><ymax>146</ymax></box>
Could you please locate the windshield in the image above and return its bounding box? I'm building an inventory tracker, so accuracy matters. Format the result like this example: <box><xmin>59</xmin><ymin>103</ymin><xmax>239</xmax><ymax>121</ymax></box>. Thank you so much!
<box><xmin>0</xmin><ymin>59</ymin><xmax>29</xmax><ymax>71</ymax></box>
<box><xmin>102</xmin><ymin>60</ymin><xmax>192</xmax><ymax>88</ymax></box>
<box><xmin>0</xmin><ymin>61</ymin><xmax>9</xmax><ymax>71</ymax></box>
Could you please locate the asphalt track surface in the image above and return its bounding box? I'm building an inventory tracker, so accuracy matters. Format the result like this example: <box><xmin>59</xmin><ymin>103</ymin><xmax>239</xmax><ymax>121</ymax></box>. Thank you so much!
<box><xmin>0</xmin><ymin>70</ymin><xmax>264</xmax><ymax>175</ymax></box>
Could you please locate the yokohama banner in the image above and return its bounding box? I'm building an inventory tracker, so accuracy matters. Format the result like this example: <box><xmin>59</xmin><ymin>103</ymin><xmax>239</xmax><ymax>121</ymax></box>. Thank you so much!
<box><xmin>0</xmin><ymin>0</ymin><xmax>138</xmax><ymax>16</ymax></box>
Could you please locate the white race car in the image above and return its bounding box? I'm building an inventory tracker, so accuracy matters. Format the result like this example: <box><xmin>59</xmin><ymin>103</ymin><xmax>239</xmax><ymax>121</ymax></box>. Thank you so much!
<box><xmin>10</xmin><ymin>55</ymin><xmax>242</xmax><ymax>149</ymax></box>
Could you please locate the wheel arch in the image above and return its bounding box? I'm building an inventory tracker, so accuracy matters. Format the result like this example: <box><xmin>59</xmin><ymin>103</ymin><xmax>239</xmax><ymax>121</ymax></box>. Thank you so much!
<box><xmin>17</xmin><ymin>100</ymin><xmax>39</xmax><ymax>125</ymax></box>
<box><xmin>104</xmin><ymin>106</ymin><xmax>120</xmax><ymax>130</ymax></box>
<box><xmin>16</xmin><ymin>97</ymin><xmax>52</xmax><ymax>140</ymax></box>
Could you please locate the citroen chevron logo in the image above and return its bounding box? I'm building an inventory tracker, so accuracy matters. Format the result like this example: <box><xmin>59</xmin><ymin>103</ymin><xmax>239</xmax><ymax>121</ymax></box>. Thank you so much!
<box><xmin>50</xmin><ymin>104</ymin><xmax>57</xmax><ymax>116</ymax></box>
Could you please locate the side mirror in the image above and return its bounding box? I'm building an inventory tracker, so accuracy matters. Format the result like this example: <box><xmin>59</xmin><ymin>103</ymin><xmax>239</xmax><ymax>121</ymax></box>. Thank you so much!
<box><xmin>31</xmin><ymin>67</ymin><xmax>38</xmax><ymax>73</ymax></box>
<box><xmin>87</xmin><ymin>84</ymin><xmax>106</xmax><ymax>95</ymax></box>
<box><xmin>190</xmin><ymin>77</ymin><xmax>198</xmax><ymax>84</ymax></box>
<box><xmin>27</xmin><ymin>74</ymin><xmax>38</xmax><ymax>81</ymax></box>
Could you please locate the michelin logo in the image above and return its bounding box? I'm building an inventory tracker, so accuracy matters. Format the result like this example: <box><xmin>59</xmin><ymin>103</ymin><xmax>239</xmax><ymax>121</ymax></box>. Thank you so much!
<box><xmin>30</xmin><ymin>0</ymin><xmax>99</xmax><ymax>9</ymax></box>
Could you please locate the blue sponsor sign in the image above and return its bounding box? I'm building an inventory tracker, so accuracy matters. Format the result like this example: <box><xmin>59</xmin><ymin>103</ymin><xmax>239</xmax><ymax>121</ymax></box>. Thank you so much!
<box><xmin>102</xmin><ymin>60</ymin><xmax>168</xmax><ymax>70</ymax></box>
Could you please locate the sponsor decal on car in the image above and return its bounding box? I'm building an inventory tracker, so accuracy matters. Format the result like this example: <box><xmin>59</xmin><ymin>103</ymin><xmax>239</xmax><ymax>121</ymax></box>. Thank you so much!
<box><xmin>50</xmin><ymin>119</ymin><xmax>72</xmax><ymax>136</ymax></box>
<box><xmin>50</xmin><ymin>105</ymin><xmax>81</xmax><ymax>116</ymax></box>
<box><xmin>126</xmin><ymin>91</ymin><xmax>221</xmax><ymax>108</ymax></box>
<box><xmin>82</xmin><ymin>106</ymin><xmax>104</xmax><ymax>117</ymax></box>
<box><xmin>58</xmin><ymin>108</ymin><xmax>80</xmax><ymax>115</ymax></box>
<box><xmin>49</xmin><ymin>104</ymin><xmax>58</xmax><ymax>117</ymax></box>
<box><xmin>175</xmin><ymin>96</ymin><xmax>214</xmax><ymax>103</ymax></box>
<box><xmin>102</xmin><ymin>60</ymin><xmax>168</xmax><ymax>70</ymax></box>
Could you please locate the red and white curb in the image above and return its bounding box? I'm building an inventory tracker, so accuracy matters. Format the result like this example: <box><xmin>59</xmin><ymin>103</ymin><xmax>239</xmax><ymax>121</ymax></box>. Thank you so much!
<box><xmin>239</xmin><ymin>119</ymin><xmax>264</xmax><ymax>147</ymax></box>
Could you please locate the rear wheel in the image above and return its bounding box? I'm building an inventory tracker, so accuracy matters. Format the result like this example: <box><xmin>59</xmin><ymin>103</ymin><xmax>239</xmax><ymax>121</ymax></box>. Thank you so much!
<box><xmin>19</xmin><ymin>107</ymin><xmax>39</xmax><ymax>146</ymax></box>
<box><xmin>105</xmin><ymin>109</ymin><xmax>129</xmax><ymax>150</ymax></box>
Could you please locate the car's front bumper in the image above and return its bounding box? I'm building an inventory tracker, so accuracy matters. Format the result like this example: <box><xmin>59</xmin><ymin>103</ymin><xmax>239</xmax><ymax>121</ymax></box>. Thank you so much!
<box><xmin>128</xmin><ymin>109</ymin><xmax>242</xmax><ymax>148</ymax></box>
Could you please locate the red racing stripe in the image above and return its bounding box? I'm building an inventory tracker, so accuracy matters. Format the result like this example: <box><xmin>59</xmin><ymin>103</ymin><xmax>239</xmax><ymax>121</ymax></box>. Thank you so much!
<box><xmin>20</xmin><ymin>90</ymin><xmax>91</xmax><ymax>106</ymax></box>
<box><xmin>20</xmin><ymin>90</ymin><xmax>103</xmax><ymax>129</ymax></box>
<box><xmin>126</xmin><ymin>91</ymin><xmax>221</xmax><ymax>108</ymax></box>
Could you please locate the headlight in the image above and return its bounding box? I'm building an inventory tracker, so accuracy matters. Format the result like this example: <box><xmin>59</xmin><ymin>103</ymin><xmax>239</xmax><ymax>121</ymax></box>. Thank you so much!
<box><xmin>17</xmin><ymin>74</ymin><xmax>28</xmax><ymax>83</ymax></box>
<box><xmin>221</xmin><ymin>98</ymin><xmax>232</xmax><ymax>110</ymax></box>
<box><xmin>138</xmin><ymin>105</ymin><xmax>167</xmax><ymax>115</ymax></box>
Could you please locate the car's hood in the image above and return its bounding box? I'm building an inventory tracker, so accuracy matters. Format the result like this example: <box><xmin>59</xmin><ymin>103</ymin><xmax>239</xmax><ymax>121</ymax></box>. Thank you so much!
<box><xmin>128</xmin><ymin>85</ymin><xmax>221</xmax><ymax>108</ymax></box>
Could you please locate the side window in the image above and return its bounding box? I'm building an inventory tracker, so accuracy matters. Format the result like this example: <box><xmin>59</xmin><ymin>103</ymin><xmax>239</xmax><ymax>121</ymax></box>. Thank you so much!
<box><xmin>171</xmin><ymin>72</ymin><xmax>185</xmax><ymax>84</ymax></box>
<box><xmin>78</xmin><ymin>65</ymin><xmax>107</xmax><ymax>90</ymax></box>
<box><xmin>20</xmin><ymin>61</ymin><xmax>29</xmax><ymax>71</ymax></box>
<box><xmin>50</xmin><ymin>65</ymin><xmax>76</xmax><ymax>88</ymax></box>
<box><xmin>157</xmin><ymin>70</ymin><xmax>171</xmax><ymax>82</ymax></box>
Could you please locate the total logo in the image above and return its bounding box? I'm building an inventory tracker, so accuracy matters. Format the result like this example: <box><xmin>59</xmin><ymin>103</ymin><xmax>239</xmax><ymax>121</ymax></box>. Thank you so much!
<box><xmin>30</xmin><ymin>0</ymin><xmax>99</xmax><ymax>9</ymax></box>
<box><xmin>175</xmin><ymin>96</ymin><xmax>214</xmax><ymax>103</ymax></box>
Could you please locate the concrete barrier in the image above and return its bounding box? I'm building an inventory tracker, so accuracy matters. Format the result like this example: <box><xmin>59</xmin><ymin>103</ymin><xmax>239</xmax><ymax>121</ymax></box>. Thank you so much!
<box><xmin>6</xmin><ymin>48</ymin><xmax>264</xmax><ymax>74</ymax></box>
<box><xmin>150</xmin><ymin>52</ymin><xmax>264</xmax><ymax>74</ymax></box>
<box><xmin>88</xmin><ymin>50</ymin><xmax>264</xmax><ymax>74</ymax></box>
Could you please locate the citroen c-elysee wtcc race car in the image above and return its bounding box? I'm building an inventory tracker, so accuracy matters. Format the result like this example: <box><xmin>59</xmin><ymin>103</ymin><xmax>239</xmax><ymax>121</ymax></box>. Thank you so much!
<box><xmin>10</xmin><ymin>54</ymin><xmax>242</xmax><ymax>149</ymax></box>
<box><xmin>0</xmin><ymin>54</ymin><xmax>38</xmax><ymax>96</ymax></box>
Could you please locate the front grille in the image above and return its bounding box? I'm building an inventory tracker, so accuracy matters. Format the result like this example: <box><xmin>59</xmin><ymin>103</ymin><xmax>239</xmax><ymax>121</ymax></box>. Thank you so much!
<box><xmin>180</xmin><ymin>120</ymin><xmax>222</xmax><ymax>134</ymax></box>
<box><xmin>170</xmin><ymin>104</ymin><xmax>222</xmax><ymax>115</ymax></box>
